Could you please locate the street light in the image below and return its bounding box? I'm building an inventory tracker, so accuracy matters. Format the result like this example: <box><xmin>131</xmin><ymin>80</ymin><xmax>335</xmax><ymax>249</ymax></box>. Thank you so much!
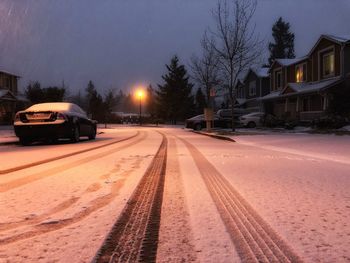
<box><xmin>136</xmin><ymin>89</ymin><xmax>144</xmax><ymax>126</ymax></box>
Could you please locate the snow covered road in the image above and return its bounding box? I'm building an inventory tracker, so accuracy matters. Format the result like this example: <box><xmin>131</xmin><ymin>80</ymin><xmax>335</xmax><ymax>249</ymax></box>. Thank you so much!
<box><xmin>0</xmin><ymin>126</ymin><xmax>349</xmax><ymax>262</ymax></box>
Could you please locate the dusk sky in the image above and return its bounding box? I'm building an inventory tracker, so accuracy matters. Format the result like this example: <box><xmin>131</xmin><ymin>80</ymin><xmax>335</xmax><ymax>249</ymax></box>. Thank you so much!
<box><xmin>1</xmin><ymin>0</ymin><xmax>350</xmax><ymax>94</ymax></box>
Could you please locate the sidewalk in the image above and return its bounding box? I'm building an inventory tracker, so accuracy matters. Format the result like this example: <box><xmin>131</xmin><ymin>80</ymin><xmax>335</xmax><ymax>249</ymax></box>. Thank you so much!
<box><xmin>0</xmin><ymin>125</ymin><xmax>17</xmax><ymax>145</ymax></box>
<box><xmin>197</xmin><ymin>125</ymin><xmax>350</xmax><ymax>137</ymax></box>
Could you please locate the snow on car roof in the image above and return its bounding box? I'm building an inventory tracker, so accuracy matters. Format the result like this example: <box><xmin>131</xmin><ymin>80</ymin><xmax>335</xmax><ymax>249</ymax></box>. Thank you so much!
<box><xmin>26</xmin><ymin>102</ymin><xmax>75</xmax><ymax>112</ymax></box>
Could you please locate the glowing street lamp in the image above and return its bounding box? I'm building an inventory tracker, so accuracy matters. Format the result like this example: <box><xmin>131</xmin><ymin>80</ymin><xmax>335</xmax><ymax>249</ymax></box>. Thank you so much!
<box><xmin>136</xmin><ymin>89</ymin><xmax>144</xmax><ymax>126</ymax></box>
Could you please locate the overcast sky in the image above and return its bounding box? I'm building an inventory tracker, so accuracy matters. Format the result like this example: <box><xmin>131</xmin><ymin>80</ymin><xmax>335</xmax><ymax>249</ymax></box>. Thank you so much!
<box><xmin>0</xmin><ymin>0</ymin><xmax>350</xmax><ymax>94</ymax></box>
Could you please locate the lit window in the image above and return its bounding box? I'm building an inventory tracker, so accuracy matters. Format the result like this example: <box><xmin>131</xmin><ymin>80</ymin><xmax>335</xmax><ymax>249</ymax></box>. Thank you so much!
<box><xmin>296</xmin><ymin>63</ymin><xmax>307</xmax><ymax>83</ymax></box>
<box><xmin>323</xmin><ymin>52</ymin><xmax>335</xmax><ymax>77</ymax></box>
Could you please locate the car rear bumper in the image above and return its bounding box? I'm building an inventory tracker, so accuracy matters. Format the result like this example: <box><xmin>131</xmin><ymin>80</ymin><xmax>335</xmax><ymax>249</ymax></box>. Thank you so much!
<box><xmin>14</xmin><ymin>122</ymin><xmax>73</xmax><ymax>139</ymax></box>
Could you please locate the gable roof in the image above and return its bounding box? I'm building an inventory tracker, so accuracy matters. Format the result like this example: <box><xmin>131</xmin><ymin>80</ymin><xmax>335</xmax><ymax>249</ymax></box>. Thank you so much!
<box><xmin>0</xmin><ymin>89</ymin><xmax>17</xmax><ymax>101</ymax></box>
<box><xmin>0</xmin><ymin>69</ymin><xmax>20</xmax><ymax>78</ymax></box>
<box><xmin>285</xmin><ymin>77</ymin><xmax>342</xmax><ymax>95</ymax></box>
<box><xmin>243</xmin><ymin>67</ymin><xmax>270</xmax><ymax>82</ymax></box>
<box><xmin>252</xmin><ymin>67</ymin><xmax>270</xmax><ymax>78</ymax></box>
<box><xmin>323</xmin><ymin>34</ymin><xmax>350</xmax><ymax>44</ymax></box>
<box><xmin>308</xmin><ymin>34</ymin><xmax>350</xmax><ymax>56</ymax></box>
<box><xmin>272</xmin><ymin>56</ymin><xmax>308</xmax><ymax>68</ymax></box>
<box><xmin>261</xmin><ymin>77</ymin><xmax>343</xmax><ymax>101</ymax></box>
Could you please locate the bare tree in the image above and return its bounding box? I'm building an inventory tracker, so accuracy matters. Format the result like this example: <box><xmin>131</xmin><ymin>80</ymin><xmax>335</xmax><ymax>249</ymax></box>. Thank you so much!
<box><xmin>190</xmin><ymin>32</ymin><xmax>221</xmax><ymax>109</ymax></box>
<box><xmin>210</xmin><ymin>0</ymin><xmax>262</xmax><ymax>131</ymax></box>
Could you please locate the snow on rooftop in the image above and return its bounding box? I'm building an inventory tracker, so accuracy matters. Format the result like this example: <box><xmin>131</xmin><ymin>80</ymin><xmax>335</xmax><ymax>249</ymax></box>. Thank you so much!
<box><xmin>275</xmin><ymin>56</ymin><xmax>308</xmax><ymax>67</ymax></box>
<box><xmin>0</xmin><ymin>69</ymin><xmax>20</xmax><ymax>77</ymax></box>
<box><xmin>252</xmin><ymin>67</ymin><xmax>270</xmax><ymax>78</ymax></box>
<box><xmin>287</xmin><ymin>77</ymin><xmax>342</xmax><ymax>94</ymax></box>
<box><xmin>323</xmin><ymin>34</ymin><xmax>350</xmax><ymax>43</ymax></box>
<box><xmin>260</xmin><ymin>91</ymin><xmax>280</xmax><ymax>100</ymax></box>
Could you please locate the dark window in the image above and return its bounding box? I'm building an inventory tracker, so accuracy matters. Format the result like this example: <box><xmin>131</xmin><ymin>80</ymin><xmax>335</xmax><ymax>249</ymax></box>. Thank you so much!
<box><xmin>274</xmin><ymin>70</ymin><xmax>282</xmax><ymax>90</ymax></box>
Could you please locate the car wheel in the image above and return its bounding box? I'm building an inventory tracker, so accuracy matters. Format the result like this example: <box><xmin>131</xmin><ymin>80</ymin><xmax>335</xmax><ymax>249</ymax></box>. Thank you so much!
<box><xmin>71</xmin><ymin>125</ymin><xmax>80</xmax><ymax>143</ymax></box>
<box><xmin>194</xmin><ymin>123</ymin><xmax>202</xmax><ymax>131</ymax></box>
<box><xmin>88</xmin><ymin>127</ymin><xmax>96</xmax><ymax>140</ymax></box>
<box><xmin>247</xmin><ymin>121</ymin><xmax>256</xmax><ymax>128</ymax></box>
<box><xmin>19</xmin><ymin>137</ymin><xmax>31</xmax><ymax>146</ymax></box>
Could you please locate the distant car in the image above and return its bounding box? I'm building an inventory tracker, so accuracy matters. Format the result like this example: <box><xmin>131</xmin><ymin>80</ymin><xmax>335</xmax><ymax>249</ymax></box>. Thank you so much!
<box><xmin>185</xmin><ymin>114</ymin><xmax>229</xmax><ymax>130</ymax></box>
<box><xmin>216</xmin><ymin>108</ymin><xmax>249</xmax><ymax>119</ymax></box>
<box><xmin>14</xmin><ymin>102</ymin><xmax>97</xmax><ymax>145</ymax></box>
<box><xmin>239</xmin><ymin>112</ymin><xmax>265</xmax><ymax>128</ymax></box>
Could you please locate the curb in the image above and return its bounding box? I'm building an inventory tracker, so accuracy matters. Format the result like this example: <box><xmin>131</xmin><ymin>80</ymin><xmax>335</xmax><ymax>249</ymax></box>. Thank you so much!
<box><xmin>192</xmin><ymin>130</ymin><xmax>236</xmax><ymax>142</ymax></box>
<box><xmin>0</xmin><ymin>140</ymin><xmax>18</xmax><ymax>146</ymax></box>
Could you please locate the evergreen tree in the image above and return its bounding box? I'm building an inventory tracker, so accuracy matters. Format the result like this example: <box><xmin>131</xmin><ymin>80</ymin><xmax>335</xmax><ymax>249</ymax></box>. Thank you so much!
<box><xmin>25</xmin><ymin>81</ymin><xmax>66</xmax><ymax>104</ymax></box>
<box><xmin>146</xmin><ymin>84</ymin><xmax>157</xmax><ymax>119</ymax></box>
<box><xmin>70</xmin><ymin>89</ymin><xmax>87</xmax><ymax>110</ymax></box>
<box><xmin>268</xmin><ymin>17</ymin><xmax>295</xmax><ymax>65</ymax></box>
<box><xmin>85</xmin><ymin>80</ymin><xmax>104</xmax><ymax>121</ymax></box>
<box><xmin>195</xmin><ymin>88</ymin><xmax>207</xmax><ymax>115</ymax></box>
<box><xmin>43</xmin><ymin>86</ymin><xmax>65</xmax><ymax>102</ymax></box>
<box><xmin>25</xmin><ymin>81</ymin><xmax>44</xmax><ymax>104</ymax></box>
<box><xmin>156</xmin><ymin>56</ymin><xmax>195</xmax><ymax>124</ymax></box>
<box><xmin>103</xmin><ymin>89</ymin><xmax>118</xmax><ymax>124</ymax></box>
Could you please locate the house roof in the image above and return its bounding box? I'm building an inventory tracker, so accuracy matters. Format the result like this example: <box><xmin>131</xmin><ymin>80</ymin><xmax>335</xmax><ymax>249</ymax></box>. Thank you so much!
<box><xmin>0</xmin><ymin>89</ymin><xmax>17</xmax><ymax>101</ymax></box>
<box><xmin>260</xmin><ymin>91</ymin><xmax>281</xmax><ymax>101</ymax></box>
<box><xmin>243</xmin><ymin>67</ymin><xmax>270</xmax><ymax>83</ymax></box>
<box><xmin>261</xmin><ymin>77</ymin><xmax>343</xmax><ymax>101</ymax></box>
<box><xmin>274</xmin><ymin>56</ymin><xmax>308</xmax><ymax>67</ymax></box>
<box><xmin>308</xmin><ymin>34</ymin><xmax>350</xmax><ymax>56</ymax></box>
<box><xmin>251</xmin><ymin>67</ymin><xmax>270</xmax><ymax>78</ymax></box>
<box><xmin>0</xmin><ymin>69</ymin><xmax>20</xmax><ymax>78</ymax></box>
<box><xmin>235</xmin><ymin>98</ymin><xmax>246</xmax><ymax>105</ymax></box>
<box><xmin>284</xmin><ymin>77</ymin><xmax>343</xmax><ymax>95</ymax></box>
<box><xmin>323</xmin><ymin>34</ymin><xmax>350</xmax><ymax>44</ymax></box>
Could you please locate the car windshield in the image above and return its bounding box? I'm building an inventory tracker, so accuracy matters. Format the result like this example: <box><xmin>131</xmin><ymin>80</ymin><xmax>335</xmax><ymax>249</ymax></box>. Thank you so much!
<box><xmin>188</xmin><ymin>115</ymin><xmax>204</xmax><ymax>120</ymax></box>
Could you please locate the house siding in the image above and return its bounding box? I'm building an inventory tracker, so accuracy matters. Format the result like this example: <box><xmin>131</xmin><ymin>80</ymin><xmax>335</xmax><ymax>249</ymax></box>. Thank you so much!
<box><xmin>262</xmin><ymin>36</ymin><xmax>350</xmax><ymax>123</ymax></box>
<box><xmin>310</xmin><ymin>39</ymin><xmax>342</xmax><ymax>81</ymax></box>
<box><xmin>0</xmin><ymin>71</ymin><xmax>20</xmax><ymax>124</ymax></box>
<box><xmin>0</xmin><ymin>72</ymin><xmax>18</xmax><ymax>95</ymax></box>
<box><xmin>344</xmin><ymin>44</ymin><xmax>350</xmax><ymax>76</ymax></box>
<box><xmin>261</xmin><ymin>78</ymin><xmax>270</xmax><ymax>96</ymax></box>
<box><xmin>270</xmin><ymin>62</ymin><xmax>284</xmax><ymax>91</ymax></box>
<box><xmin>244</xmin><ymin>71</ymin><xmax>259</xmax><ymax>99</ymax></box>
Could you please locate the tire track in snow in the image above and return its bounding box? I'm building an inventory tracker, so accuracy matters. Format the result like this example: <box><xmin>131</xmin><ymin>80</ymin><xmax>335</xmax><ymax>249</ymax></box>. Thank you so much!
<box><xmin>179</xmin><ymin>137</ymin><xmax>304</xmax><ymax>263</ymax></box>
<box><xmin>0</xmin><ymin>131</ymin><xmax>147</xmax><ymax>193</ymax></box>
<box><xmin>0</xmin><ymin>155</ymin><xmax>145</xmax><ymax>245</ymax></box>
<box><xmin>157</xmin><ymin>137</ymin><xmax>197</xmax><ymax>263</ymax></box>
<box><xmin>0</xmin><ymin>131</ymin><xmax>139</xmax><ymax>175</ymax></box>
<box><xmin>92</xmin><ymin>132</ymin><xmax>167</xmax><ymax>263</ymax></box>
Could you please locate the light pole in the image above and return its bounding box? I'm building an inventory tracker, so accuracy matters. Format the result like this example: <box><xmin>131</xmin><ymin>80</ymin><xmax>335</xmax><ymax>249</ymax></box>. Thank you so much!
<box><xmin>136</xmin><ymin>90</ymin><xmax>144</xmax><ymax>126</ymax></box>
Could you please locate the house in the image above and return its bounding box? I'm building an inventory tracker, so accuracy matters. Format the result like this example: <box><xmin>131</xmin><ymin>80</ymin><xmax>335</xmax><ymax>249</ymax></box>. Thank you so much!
<box><xmin>0</xmin><ymin>69</ymin><xmax>21</xmax><ymax>124</ymax></box>
<box><xmin>241</xmin><ymin>67</ymin><xmax>270</xmax><ymax>112</ymax></box>
<box><xmin>234</xmin><ymin>79</ymin><xmax>246</xmax><ymax>108</ymax></box>
<box><xmin>262</xmin><ymin>35</ymin><xmax>350</xmax><ymax>122</ymax></box>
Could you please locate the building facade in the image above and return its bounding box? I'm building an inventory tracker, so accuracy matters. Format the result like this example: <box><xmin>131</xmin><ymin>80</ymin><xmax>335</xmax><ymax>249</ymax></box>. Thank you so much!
<box><xmin>0</xmin><ymin>70</ymin><xmax>20</xmax><ymax>124</ymax></box>
<box><xmin>262</xmin><ymin>35</ymin><xmax>350</xmax><ymax>122</ymax></box>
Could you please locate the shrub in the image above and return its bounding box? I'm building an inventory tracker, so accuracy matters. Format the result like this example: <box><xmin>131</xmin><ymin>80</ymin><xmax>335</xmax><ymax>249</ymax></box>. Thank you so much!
<box><xmin>313</xmin><ymin>115</ymin><xmax>348</xmax><ymax>129</ymax></box>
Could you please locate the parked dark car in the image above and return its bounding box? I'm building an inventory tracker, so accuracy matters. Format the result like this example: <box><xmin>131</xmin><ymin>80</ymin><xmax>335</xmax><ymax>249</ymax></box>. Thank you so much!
<box><xmin>185</xmin><ymin>114</ymin><xmax>230</xmax><ymax>130</ymax></box>
<box><xmin>14</xmin><ymin>102</ymin><xmax>97</xmax><ymax>145</ymax></box>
